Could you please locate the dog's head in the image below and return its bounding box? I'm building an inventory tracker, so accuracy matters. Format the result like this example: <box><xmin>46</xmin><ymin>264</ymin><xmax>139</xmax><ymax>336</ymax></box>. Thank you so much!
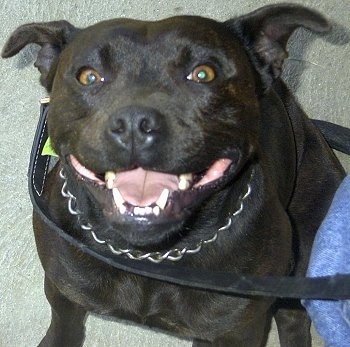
<box><xmin>2</xmin><ymin>4</ymin><xmax>329</xmax><ymax>250</ymax></box>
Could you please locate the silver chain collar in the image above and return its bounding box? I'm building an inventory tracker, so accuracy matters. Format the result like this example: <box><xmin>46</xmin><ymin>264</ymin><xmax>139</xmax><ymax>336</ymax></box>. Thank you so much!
<box><xmin>59</xmin><ymin>169</ymin><xmax>252</xmax><ymax>263</ymax></box>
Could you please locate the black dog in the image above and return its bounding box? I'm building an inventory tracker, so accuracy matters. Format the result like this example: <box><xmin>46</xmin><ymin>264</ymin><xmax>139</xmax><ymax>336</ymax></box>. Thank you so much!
<box><xmin>2</xmin><ymin>3</ymin><xmax>345</xmax><ymax>346</ymax></box>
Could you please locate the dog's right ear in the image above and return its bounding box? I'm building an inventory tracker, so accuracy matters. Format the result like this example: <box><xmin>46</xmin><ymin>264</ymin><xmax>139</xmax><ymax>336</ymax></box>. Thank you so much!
<box><xmin>225</xmin><ymin>4</ymin><xmax>330</xmax><ymax>93</ymax></box>
<box><xmin>2</xmin><ymin>21</ymin><xmax>78</xmax><ymax>91</ymax></box>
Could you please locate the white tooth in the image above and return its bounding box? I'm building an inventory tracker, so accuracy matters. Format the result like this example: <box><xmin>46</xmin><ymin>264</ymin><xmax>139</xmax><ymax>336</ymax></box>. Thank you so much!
<box><xmin>105</xmin><ymin>171</ymin><xmax>116</xmax><ymax>190</ymax></box>
<box><xmin>134</xmin><ymin>206</ymin><xmax>146</xmax><ymax>216</ymax></box>
<box><xmin>156</xmin><ymin>188</ymin><xmax>169</xmax><ymax>210</ymax></box>
<box><xmin>153</xmin><ymin>205</ymin><xmax>160</xmax><ymax>216</ymax></box>
<box><xmin>112</xmin><ymin>188</ymin><xmax>125</xmax><ymax>207</ymax></box>
<box><xmin>119</xmin><ymin>204</ymin><xmax>127</xmax><ymax>214</ymax></box>
<box><xmin>145</xmin><ymin>206</ymin><xmax>153</xmax><ymax>215</ymax></box>
<box><xmin>182</xmin><ymin>173</ymin><xmax>193</xmax><ymax>180</ymax></box>
<box><xmin>178</xmin><ymin>179</ymin><xmax>187</xmax><ymax>190</ymax></box>
<box><xmin>178</xmin><ymin>173</ymin><xmax>193</xmax><ymax>191</ymax></box>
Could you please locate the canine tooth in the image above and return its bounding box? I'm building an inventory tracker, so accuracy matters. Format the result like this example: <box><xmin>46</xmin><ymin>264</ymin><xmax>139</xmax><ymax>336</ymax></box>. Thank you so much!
<box><xmin>181</xmin><ymin>173</ymin><xmax>193</xmax><ymax>180</ymax></box>
<box><xmin>105</xmin><ymin>171</ymin><xmax>116</xmax><ymax>189</ymax></box>
<box><xmin>156</xmin><ymin>188</ymin><xmax>169</xmax><ymax>210</ymax></box>
<box><xmin>119</xmin><ymin>204</ymin><xmax>127</xmax><ymax>214</ymax></box>
<box><xmin>178</xmin><ymin>173</ymin><xmax>193</xmax><ymax>190</ymax></box>
<box><xmin>178</xmin><ymin>179</ymin><xmax>188</xmax><ymax>191</ymax></box>
<box><xmin>112</xmin><ymin>188</ymin><xmax>125</xmax><ymax>207</ymax></box>
<box><xmin>153</xmin><ymin>206</ymin><xmax>160</xmax><ymax>216</ymax></box>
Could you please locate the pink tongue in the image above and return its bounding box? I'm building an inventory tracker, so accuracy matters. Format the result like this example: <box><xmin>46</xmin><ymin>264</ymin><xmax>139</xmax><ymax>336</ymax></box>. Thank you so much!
<box><xmin>115</xmin><ymin>167</ymin><xmax>179</xmax><ymax>207</ymax></box>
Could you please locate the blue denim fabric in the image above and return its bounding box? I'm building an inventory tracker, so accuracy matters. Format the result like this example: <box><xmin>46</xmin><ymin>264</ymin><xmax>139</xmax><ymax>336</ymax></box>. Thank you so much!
<box><xmin>302</xmin><ymin>175</ymin><xmax>350</xmax><ymax>347</ymax></box>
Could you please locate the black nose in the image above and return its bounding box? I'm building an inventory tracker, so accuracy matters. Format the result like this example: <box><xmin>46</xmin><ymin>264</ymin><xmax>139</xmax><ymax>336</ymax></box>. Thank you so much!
<box><xmin>109</xmin><ymin>106</ymin><xmax>162</xmax><ymax>151</ymax></box>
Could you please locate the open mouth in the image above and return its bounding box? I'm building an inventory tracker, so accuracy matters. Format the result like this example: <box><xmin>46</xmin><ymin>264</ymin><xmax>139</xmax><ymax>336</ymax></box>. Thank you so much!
<box><xmin>69</xmin><ymin>155</ymin><xmax>236</xmax><ymax>222</ymax></box>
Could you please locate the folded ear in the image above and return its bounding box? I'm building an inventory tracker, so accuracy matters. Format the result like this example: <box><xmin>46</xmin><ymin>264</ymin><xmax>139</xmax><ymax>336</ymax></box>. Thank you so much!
<box><xmin>225</xmin><ymin>4</ymin><xmax>330</xmax><ymax>92</ymax></box>
<box><xmin>2</xmin><ymin>20</ymin><xmax>78</xmax><ymax>91</ymax></box>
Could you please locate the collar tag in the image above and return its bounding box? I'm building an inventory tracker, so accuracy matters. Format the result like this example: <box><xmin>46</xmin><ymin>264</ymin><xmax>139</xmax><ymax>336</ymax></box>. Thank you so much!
<box><xmin>42</xmin><ymin>137</ymin><xmax>58</xmax><ymax>157</ymax></box>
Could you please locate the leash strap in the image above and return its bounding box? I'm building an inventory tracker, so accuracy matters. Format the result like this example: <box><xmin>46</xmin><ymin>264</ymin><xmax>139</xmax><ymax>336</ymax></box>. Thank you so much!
<box><xmin>28</xmin><ymin>102</ymin><xmax>350</xmax><ymax>300</ymax></box>
<box><xmin>312</xmin><ymin>119</ymin><xmax>350</xmax><ymax>155</ymax></box>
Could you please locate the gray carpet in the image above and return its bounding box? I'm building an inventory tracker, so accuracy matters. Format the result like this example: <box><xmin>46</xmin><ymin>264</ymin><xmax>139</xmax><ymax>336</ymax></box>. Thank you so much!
<box><xmin>1</xmin><ymin>0</ymin><xmax>349</xmax><ymax>346</ymax></box>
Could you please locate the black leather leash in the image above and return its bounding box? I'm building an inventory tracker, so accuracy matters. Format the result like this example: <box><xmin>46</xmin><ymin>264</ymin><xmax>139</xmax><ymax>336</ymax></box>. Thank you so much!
<box><xmin>28</xmin><ymin>102</ymin><xmax>350</xmax><ymax>300</ymax></box>
<box><xmin>313</xmin><ymin>119</ymin><xmax>350</xmax><ymax>155</ymax></box>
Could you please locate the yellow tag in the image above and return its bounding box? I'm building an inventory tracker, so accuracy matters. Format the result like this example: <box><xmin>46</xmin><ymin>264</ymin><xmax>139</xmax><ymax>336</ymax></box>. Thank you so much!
<box><xmin>42</xmin><ymin>137</ymin><xmax>58</xmax><ymax>157</ymax></box>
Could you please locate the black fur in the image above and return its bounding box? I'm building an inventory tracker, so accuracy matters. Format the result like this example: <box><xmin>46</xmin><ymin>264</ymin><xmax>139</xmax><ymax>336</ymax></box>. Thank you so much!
<box><xmin>2</xmin><ymin>4</ymin><xmax>345</xmax><ymax>346</ymax></box>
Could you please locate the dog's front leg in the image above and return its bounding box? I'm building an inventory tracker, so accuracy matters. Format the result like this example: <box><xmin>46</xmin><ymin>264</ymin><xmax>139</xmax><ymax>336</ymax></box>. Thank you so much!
<box><xmin>192</xmin><ymin>330</ymin><xmax>267</xmax><ymax>347</ymax></box>
<box><xmin>192</xmin><ymin>314</ymin><xmax>270</xmax><ymax>347</ymax></box>
<box><xmin>39</xmin><ymin>276</ymin><xmax>87</xmax><ymax>347</ymax></box>
<box><xmin>274</xmin><ymin>301</ymin><xmax>312</xmax><ymax>347</ymax></box>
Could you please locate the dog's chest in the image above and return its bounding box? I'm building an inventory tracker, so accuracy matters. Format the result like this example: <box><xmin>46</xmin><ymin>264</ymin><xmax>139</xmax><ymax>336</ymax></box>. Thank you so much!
<box><xmin>107</xmin><ymin>274</ymin><xmax>204</xmax><ymax>334</ymax></box>
<box><xmin>62</xmin><ymin>268</ymin><xmax>235</xmax><ymax>337</ymax></box>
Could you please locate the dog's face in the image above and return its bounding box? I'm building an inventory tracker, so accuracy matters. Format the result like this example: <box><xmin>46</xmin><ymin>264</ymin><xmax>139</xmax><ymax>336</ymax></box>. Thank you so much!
<box><xmin>49</xmin><ymin>17</ymin><xmax>260</xmax><ymax>247</ymax></box>
<box><xmin>2</xmin><ymin>5</ymin><xmax>329</xmax><ymax>249</ymax></box>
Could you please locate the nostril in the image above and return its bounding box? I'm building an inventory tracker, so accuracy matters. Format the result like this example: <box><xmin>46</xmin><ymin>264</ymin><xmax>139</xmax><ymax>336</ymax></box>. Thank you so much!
<box><xmin>113</xmin><ymin>118</ymin><xmax>126</xmax><ymax>134</ymax></box>
<box><xmin>140</xmin><ymin>118</ymin><xmax>153</xmax><ymax>134</ymax></box>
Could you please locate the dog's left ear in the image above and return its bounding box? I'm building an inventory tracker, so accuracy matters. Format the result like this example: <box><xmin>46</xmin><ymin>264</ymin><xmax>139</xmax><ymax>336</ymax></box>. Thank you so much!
<box><xmin>226</xmin><ymin>4</ymin><xmax>330</xmax><ymax>91</ymax></box>
<box><xmin>2</xmin><ymin>21</ymin><xmax>78</xmax><ymax>91</ymax></box>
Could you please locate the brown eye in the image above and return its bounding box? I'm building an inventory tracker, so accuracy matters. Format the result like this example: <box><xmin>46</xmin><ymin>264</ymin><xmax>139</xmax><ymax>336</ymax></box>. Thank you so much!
<box><xmin>187</xmin><ymin>65</ymin><xmax>216</xmax><ymax>83</ymax></box>
<box><xmin>77</xmin><ymin>68</ymin><xmax>104</xmax><ymax>85</ymax></box>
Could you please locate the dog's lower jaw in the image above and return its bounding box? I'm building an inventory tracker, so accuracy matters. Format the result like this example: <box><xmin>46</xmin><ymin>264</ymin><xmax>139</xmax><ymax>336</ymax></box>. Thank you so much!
<box><xmin>59</xmin><ymin>166</ymin><xmax>253</xmax><ymax>261</ymax></box>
